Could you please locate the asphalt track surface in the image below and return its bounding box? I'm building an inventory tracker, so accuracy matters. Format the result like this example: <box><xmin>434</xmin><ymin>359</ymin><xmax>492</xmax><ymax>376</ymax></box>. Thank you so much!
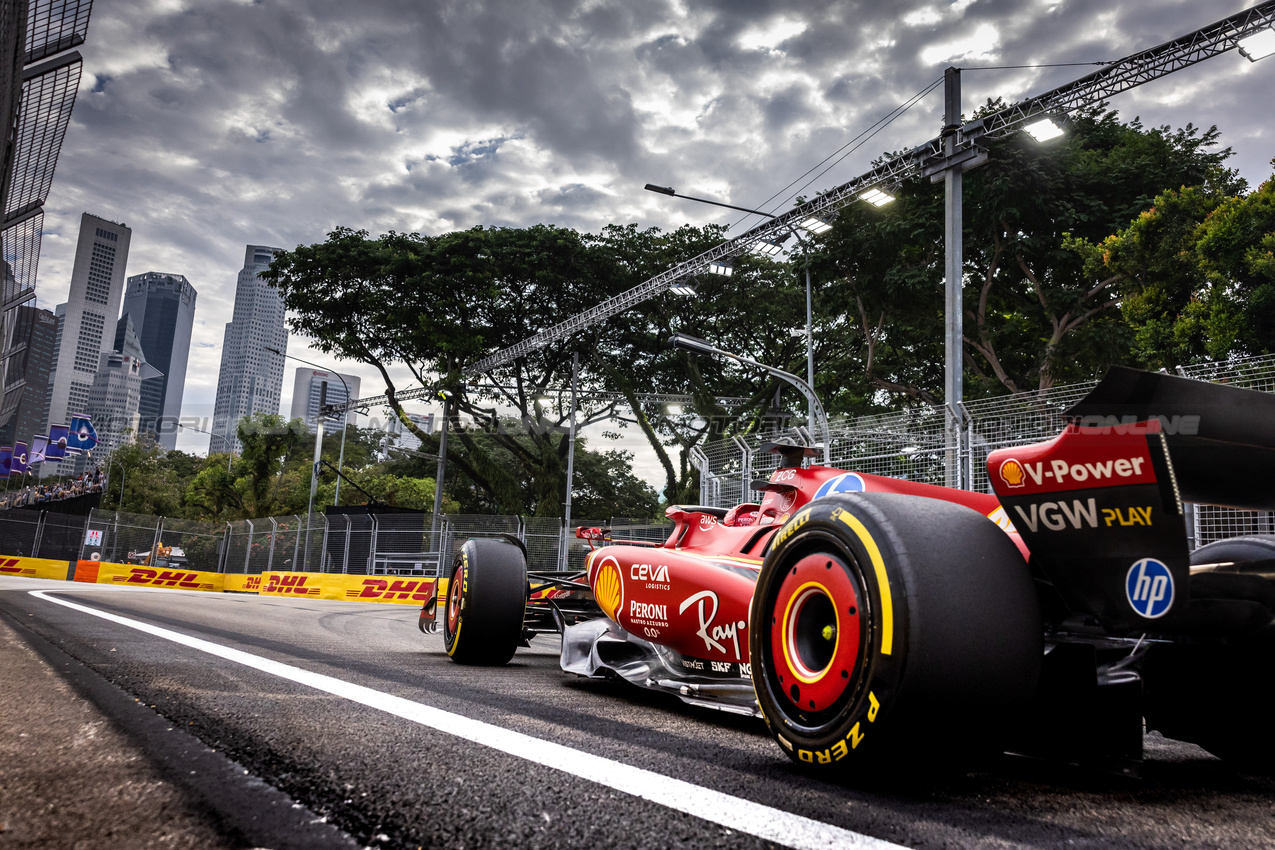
<box><xmin>4</xmin><ymin>578</ymin><xmax>1275</xmax><ymax>850</ymax></box>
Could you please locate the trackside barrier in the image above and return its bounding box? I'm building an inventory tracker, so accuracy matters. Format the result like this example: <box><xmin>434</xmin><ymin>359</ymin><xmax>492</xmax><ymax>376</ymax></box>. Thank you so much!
<box><xmin>0</xmin><ymin>556</ymin><xmax>71</xmax><ymax>580</ymax></box>
<box><xmin>73</xmin><ymin>560</ymin><xmax>225</xmax><ymax>592</ymax></box>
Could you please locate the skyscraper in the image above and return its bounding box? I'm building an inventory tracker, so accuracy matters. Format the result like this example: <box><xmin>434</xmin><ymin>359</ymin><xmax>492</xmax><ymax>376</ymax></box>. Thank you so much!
<box><xmin>45</xmin><ymin>213</ymin><xmax>131</xmax><ymax>437</ymax></box>
<box><xmin>288</xmin><ymin>367</ymin><xmax>360</xmax><ymax>433</ymax></box>
<box><xmin>87</xmin><ymin>316</ymin><xmax>149</xmax><ymax>458</ymax></box>
<box><xmin>0</xmin><ymin>306</ymin><xmax>58</xmax><ymax>449</ymax></box>
<box><xmin>119</xmin><ymin>272</ymin><xmax>197</xmax><ymax>450</ymax></box>
<box><xmin>210</xmin><ymin>245</ymin><xmax>287</xmax><ymax>454</ymax></box>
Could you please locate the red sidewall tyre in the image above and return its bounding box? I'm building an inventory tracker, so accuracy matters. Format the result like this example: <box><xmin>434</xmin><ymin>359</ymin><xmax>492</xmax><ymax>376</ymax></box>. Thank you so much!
<box><xmin>750</xmin><ymin>493</ymin><xmax>1041</xmax><ymax>770</ymax></box>
<box><xmin>443</xmin><ymin>538</ymin><xmax>527</xmax><ymax>666</ymax></box>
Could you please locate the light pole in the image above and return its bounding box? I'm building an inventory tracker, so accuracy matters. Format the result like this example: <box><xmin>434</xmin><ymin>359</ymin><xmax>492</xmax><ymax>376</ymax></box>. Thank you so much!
<box><xmin>265</xmin><ymin>347</ymin><xmax>351</xmax><ymax>510</ymax></box>
<box><xmin>669</xmin><ymin>333</ymin><xmax>830</xmax><ymax>464</ymax></box>
<box><xmin>644</xmin><ymin>184</ymin><xmax>833</xmax><ymax>433</ymax></box>
<box><xmin>177</xmin><ymin>422</ymin><xmax>234</xmax><ymax>471</ymax></box>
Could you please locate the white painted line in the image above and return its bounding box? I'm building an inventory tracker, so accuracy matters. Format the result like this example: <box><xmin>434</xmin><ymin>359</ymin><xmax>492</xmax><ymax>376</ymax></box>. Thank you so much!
<box><xmin>32</xmin><ymin>589</ymin><xmax>908</xmax><ymax>850</ymax></box>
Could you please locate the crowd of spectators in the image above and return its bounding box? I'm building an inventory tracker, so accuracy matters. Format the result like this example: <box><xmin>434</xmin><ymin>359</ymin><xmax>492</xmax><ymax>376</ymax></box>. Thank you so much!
<box><xmin>0</xmin><ymin>468</ymin><xmax>104</xmax><ymax>510</ymax></box>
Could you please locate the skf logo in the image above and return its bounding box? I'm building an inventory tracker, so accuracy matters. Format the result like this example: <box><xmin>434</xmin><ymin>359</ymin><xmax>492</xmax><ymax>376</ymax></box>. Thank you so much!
<box><xmin>123</xmin><ymin>568</ymin><xmax>202</xmax><ymax>588</ymax></box>
<box><xmin>999</xmin><ymin>458</ymin><xmax>1026</xmax><ymax>488</ymax></box>
<box><xmin>594</xmin><ymin>557</ymin><xmax>623</xmax><ymax>619</ymax></box>
<box><xmin>350</xmin><ymin>578</ymin><xmax>435</xmax><ymax>601</ymax></box>
<box><xmin>1127</xmin><ymin>558</ymin><xmax>1174</xmax><ymax>618</ymax></box>
<box><xmin>265</xmin><ymin>574</ymin><xmax>319</xmax><ymax>595</ymax></box>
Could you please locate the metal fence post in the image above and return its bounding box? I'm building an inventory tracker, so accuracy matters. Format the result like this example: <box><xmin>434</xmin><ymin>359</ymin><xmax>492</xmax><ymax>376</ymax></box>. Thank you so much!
<box><xmin>219</xmin><ymin>522</ymin><xmax>231</xmax><ymax>572</ymax></box>
<box><xmin>31</xmin><ymin>511</ymin><xmax>45</xmax><ymax>558</ymax></box>
<box><xmin>243</xmin><ymin>519</ymin><xmax>254</xmax><ymax>573</ymax></box>
<box><xmin>367</xmin><ymin>514</ymin><xmax>379</xmax><ymax>574</ymax></box>
<box><xmin>265</xmin><ymin>517</ymin><xmax>278</xmax><ymax>572</ymax></box>
<box><xmin>294</xmin><ymin>516</ymin><xmax>303</xmax><ymax>571</ymax></box>
<box><xmin>341</xmin><ymin>514</ymin><xmax>352</xmax><ymax>574</ymax></box>
<box><xmin>149</xmin><ymin>517</ymin><xmax>164</xmax><ymax>566</ymax></box>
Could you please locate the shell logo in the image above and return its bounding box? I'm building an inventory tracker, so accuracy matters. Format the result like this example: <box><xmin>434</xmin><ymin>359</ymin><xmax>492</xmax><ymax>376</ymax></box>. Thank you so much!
<box><xmin>999</xmin><ymin>458</ymin><xmax>1026</xmax><ymax>488</ymax></box>
<box><xmin>594</xmin><ymin>557</ymin><xmax>624</xmax><ymax>620</ymax></box>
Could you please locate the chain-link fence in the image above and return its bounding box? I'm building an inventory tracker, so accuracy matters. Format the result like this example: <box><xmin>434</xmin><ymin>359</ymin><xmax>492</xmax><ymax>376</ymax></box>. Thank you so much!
<box><xmin>697</xmin><ymin>354</ymin><xmax>1275</xmax><ymax>550</ymax></box>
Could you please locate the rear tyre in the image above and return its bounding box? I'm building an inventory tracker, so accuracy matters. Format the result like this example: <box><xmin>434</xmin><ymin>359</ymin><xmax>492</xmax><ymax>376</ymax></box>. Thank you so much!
<box><xmin>443</xmin><ymin>538</ymin><xmax>527</xmax><ymax>665</ymax></box>
<box><xmin>1145</xmin><ymin>536</ymin><xmax>1275</xmax><ymax>767</ymax></box>
<box><xmin>750</xmin><ymin>493</ymin><xmax>1041</xmax><ymax>772</ymax></box>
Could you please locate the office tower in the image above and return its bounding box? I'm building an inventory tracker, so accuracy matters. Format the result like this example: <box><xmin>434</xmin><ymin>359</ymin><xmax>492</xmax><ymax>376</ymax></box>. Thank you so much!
<box><xmin>119</xmin><ymin>272</ymin><xmax>197</xmax><ymax>450</ymax></box>
<box><xmin>386</xmin><ymin>412</ymin><xmax>434</xmax><ymax>454</ymax></box>
<box><xmin>0</xmin><ymin>306</ymin><xmax>58</xmax><ymax>448</ymax></box>
<box><xmin>44</xmin><ymin>213</ymin><xmax>131</xmax><ymax>437</ymax></box>
<box><xmin>210</xmin><ymin>245</ymin><xmax>287</xmax><ymax>454</ymax></box>
<box><xmin>288</xmin><ymin>367</ymin><xmax>360</xmax><ymax>433</ymax></box>
<box><xmin>86</xmin><ymin>316</ymin><xmax>150</xmax><ymax>457</ymax></box>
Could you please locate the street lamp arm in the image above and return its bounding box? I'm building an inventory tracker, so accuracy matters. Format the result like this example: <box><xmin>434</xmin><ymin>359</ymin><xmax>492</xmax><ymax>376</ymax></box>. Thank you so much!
<box><xmin>668</xmin><ymin>334</ymin><xmax>830</xmax><ymax>464</ymax></box>
<box><xmin>644</xmin><ymin>184</ymin><xmax>780</xmax><ymax>219</ymax></box>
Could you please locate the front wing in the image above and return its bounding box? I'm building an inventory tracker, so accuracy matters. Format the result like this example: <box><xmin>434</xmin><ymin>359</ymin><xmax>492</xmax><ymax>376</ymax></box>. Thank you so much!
<box><xmin>560</xmin><ymin>617</ymin><xmax>759</xmax><ymax>716</ymax></box>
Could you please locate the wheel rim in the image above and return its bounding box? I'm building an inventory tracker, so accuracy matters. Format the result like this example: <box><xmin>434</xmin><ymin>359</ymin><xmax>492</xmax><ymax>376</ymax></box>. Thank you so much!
<box><xmin>446</xmin><ymin>565</ymin><xmax>464</xmax><ymax>635</ymax></box>
<box><xmin>769</xmin><ymin>551</ymin><xmax>863</xmax><ymax>714</ymax></box>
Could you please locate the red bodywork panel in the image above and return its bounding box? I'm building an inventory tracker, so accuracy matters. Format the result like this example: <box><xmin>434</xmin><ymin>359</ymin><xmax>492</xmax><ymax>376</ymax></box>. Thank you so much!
<box><xmin>580</xmin><ymin>463</ymin><xmax>1023</xmax><ymax>666</ymax></box>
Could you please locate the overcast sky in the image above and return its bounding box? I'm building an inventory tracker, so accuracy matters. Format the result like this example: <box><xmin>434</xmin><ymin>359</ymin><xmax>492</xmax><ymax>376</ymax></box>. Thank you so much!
<box><xmin>33</xmin><ymin>0</ymin><xmax>1275</xmax><ymax>459</ymax></box>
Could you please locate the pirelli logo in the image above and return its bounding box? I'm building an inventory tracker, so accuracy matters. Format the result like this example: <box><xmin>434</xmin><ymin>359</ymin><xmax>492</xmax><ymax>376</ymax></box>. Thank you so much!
<box><xmin>345</xmin><ymin>578</ymin><xmax>436</xmax><ymax>602</ymax></box>
<box><xmin>265</xmin><ymin>573</ymin><xmax>321</xmax><ymax>596</ymax></box>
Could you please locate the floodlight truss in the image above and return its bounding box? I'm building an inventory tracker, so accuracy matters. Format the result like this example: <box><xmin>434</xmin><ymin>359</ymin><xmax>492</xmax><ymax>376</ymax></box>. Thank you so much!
<box><xmin>336</xmin><ymin>382</ymin><xmax>753</xmax><ymax>416</ymax></box>
<box><xmin>457</xmin><ymin>1</ymin><xmax>1275</xmax><ymax>378</ymax></box>
<box><xmin>334</xmin><ymin>1</ymin><xmax>1275</xmax><ymax>413</ymax></box>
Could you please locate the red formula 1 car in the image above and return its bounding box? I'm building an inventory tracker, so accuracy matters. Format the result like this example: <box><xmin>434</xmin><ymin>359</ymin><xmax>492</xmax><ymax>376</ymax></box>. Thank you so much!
<box><xmin>422</xmin><ymin>367</ymin><xmax>1275</xmax><ymax>773</ymax></box>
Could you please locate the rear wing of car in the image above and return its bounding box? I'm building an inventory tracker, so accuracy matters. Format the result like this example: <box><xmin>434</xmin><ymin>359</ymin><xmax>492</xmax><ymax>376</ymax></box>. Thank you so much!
<box><xmin>988</xmin><ymin>367</ymin><xmax>1275</xmax><ymax>632</ymax></box>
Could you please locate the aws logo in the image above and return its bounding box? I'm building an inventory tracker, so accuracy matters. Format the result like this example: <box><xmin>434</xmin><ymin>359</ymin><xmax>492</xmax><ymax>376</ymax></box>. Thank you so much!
<box><xmin>594</xmin><ymin>557</ymin><xmax>623</xmax><ymax>619</ymax></box>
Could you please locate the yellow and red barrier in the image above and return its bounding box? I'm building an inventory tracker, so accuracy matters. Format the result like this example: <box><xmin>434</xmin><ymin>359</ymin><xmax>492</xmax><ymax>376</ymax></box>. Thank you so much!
<box><xmin>0</xmin><ymin>556</ymin><xmax>71</xmax><ymax>581</ymax></box>
<box><xmin>7</xmin><ymin>556</ymin><xmax>443</xmax><ymax>608</ymax></box>
<box><xmin>74</xmin><ymin>560</ymin><xmax>224</xmax><ymax>592</ymax></box>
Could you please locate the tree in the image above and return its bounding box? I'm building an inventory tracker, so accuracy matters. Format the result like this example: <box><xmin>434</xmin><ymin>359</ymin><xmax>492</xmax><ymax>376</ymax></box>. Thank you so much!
<box><xmin>1096</xmin><ymin>161</ymin><xmax>1275</xmax><ymax>367</ymax></box>
<box><xmin>808</xmin><ymin>106</ymin><xmax>1245</xmax><ymax>401</ymax></box>
<box><xmin>184</xmin><ymin>413</ymin><xmax>310</xmax><ymax>519</ymax></box>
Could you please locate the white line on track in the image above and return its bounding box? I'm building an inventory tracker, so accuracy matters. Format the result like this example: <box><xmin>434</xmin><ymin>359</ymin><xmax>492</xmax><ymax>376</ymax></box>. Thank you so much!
<box><xmin>32</xmin><ymin>589</ymin><xmax>909</xmax><ymax>850</ymax></box>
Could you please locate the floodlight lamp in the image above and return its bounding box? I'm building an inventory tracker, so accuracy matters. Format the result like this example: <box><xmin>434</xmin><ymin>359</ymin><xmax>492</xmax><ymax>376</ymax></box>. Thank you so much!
<box><xmin>859</xmin><ymin>187</ymin><xmax>895</xmax><ymax>207</ymax></box>
<box><xmin>708</xmin><ymin>259</ymin><xmax>734</xmax><ymax>277</ymax></box>
<box><xmin>754</xmin><ymin>239</ymin><xmax>786</xmax><ymax>257</ymax></box>
<box><xmin>798</xmin><ymin>216</ymin><xmax>833</xmax><ymax>234</ymax></box>
<box><xmin>667</xmin><ymin>404</ymin><xmax>684</xmax><ymax>416</ymax></box>
<box><xmin>1238</xmin><ymin>28</ymin><xmax>1275</xmax><ymax>62</ymax></box>
<box><xmin>1024</xmin><ymin>117</ymin><xmax>1065</xmax><ymax>142</ymax></box>
<box><xmin>670</xmin><ymin>280</ymin><xmax>698</xmax><ymax>296</ymax></box>
<box><xmin>537</xmin><ymin>397</ymin><xmax>553</xmax><ymax>407</ymax></box>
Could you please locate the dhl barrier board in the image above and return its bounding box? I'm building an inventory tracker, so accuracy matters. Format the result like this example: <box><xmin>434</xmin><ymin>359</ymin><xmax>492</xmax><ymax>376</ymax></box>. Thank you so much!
<box><xmin>341</xmin><ymin>576</ymin><xmax>437</xmax><ymax>605</ymax></box>
<box><xmin>74</xmin><ymin>560</ymin><xmax>225</xmax><ymax>592</ymax></box>
<box><xmin>0</xmin><ymin>556</ymin><xmax>70</xmax><ymax>581</ymax></box>
<box><xmin>257</xmin><ymin>572</ymin><xmax>438</xmax><ymax>605</ymax></box>
<box><xmin>223</xmin><ymin>574</ymin><xmax>263</xmax><ymax>593</ymax></box>
<box><xmin>7</xmin><ymin>554</ymin><xmax>445</xmax><ymax>608</ymax></box>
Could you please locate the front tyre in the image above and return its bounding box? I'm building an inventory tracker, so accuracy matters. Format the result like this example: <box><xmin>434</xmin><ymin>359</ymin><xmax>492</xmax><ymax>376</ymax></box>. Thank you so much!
<box><xmin>443</xmin><ymin>538</ymin><xmax>527</xmax><ymax>665</ymax></box>
<box><xmin>750</xmin><ymin>493</ymin><xmax>1041</xmax><ymax>771</ymax></box>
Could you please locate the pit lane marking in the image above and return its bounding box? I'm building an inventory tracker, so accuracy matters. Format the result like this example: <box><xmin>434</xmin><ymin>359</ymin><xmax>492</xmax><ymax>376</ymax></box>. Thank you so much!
<box><xmin>32</xmin><ymin>589</ymin><xmax>908</xmax><ymax>850</ymax></box>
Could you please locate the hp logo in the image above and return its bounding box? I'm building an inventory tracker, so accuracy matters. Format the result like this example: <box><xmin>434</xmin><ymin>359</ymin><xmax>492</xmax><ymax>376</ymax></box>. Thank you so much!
<box><xmin>1125</xmin><ymin>557</ymin><xmax>1174</xmax><ymax>619</ymax></box>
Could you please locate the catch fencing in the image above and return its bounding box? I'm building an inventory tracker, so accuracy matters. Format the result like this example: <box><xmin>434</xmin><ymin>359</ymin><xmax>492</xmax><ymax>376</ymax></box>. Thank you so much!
<box><xmin>2</xmin><ymin>506</ymin><xmax>654</xmax><ymax>577</ymax></box>
<box><xmin>695</xmin><ymin>354</ymin><xmax>1275</xmax><ymax>550</ymax></box>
